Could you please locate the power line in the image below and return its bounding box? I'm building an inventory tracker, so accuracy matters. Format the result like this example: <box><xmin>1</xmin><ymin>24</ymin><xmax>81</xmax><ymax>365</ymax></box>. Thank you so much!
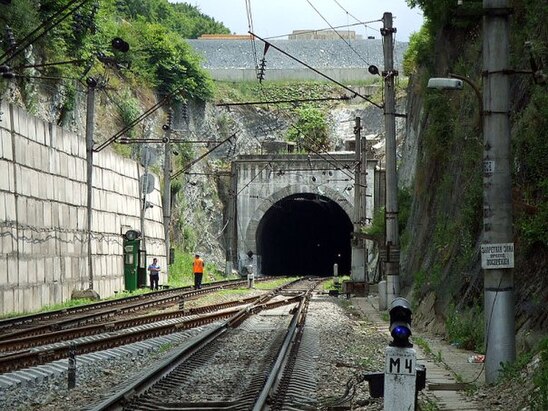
<box><xmin>305</xmin><ymin>0</ymin><xmax>372</xmax><ymax>66</ymax></box>
<box><xmin>0</xmin><ymin>0</ymin><xmax>92</xmax><ymax>66</ymax></box>
<box><xmin>249</xmin><ymin>31</ymin><xmax>383</xmax><ymax>110</ymax></box>
<box><xmin>216</xmin><ymin>95</ymin><xmax>353</xmax><ymax>107</ymax></box>
<box><xmin>264</xmin><ymin>21</ymin><xmax>379</xmax><ymax>40</ymax></box>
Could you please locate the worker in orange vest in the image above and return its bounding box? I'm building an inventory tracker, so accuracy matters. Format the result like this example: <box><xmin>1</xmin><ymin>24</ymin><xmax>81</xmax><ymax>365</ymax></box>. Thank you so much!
<box><xmin>193</xmin><ymin>254</ymin><xmax>205</xmax><ymax>289</ymax></box>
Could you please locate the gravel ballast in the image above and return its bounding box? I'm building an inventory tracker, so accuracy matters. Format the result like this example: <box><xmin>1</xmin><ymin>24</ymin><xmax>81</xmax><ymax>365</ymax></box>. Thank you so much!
<box><xmin>0</xmin><ymin>294</ymin><xmax>389</xmax><ymax>410</ymax></box>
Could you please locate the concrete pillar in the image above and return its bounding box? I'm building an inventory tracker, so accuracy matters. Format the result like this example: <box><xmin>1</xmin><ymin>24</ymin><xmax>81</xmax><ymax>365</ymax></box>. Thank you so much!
<box><xmin>379</xmin><ymin>280</ymin><xmax>387</xmax><ymax>311</ymax></box>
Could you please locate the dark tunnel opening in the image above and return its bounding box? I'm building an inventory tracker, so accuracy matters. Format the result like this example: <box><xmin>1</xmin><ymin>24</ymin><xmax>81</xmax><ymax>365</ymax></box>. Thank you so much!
<box><xmin>256</xmin><ymin>193</ymin><xmax>352</xmax><ymax>277</ymax></box>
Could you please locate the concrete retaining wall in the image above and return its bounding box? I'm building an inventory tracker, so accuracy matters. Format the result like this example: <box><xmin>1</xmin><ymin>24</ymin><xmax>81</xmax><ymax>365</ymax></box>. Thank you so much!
<box><xmin>206</xmin><ymin>67</ymin><xmax>376</xmax><ymax>83</ymax></box>
<box><xmin>0</xmin><ymin>101</ymin><xmax>166</xmax><ymax>315</ymax></box>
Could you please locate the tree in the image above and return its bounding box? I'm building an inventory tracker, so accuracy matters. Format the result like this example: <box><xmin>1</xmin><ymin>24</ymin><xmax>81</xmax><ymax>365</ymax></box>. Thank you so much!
<box><xmin>287</xmin><ymin>105</ymin><xmax>330</xmax><ymax>153</ymax></box>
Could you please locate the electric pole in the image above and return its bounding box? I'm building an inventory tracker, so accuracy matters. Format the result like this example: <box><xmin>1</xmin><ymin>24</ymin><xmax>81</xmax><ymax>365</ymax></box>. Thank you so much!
<box><xmin>382</xmin><ymin>12</ymin><xmax>400</xmax><ymax>304</ymax></box>
<box><xmin>351</xmin><ymin>116</ymin><xmax>365</xmax><ymax>283</ymax></box>
<box><xmin>482</xmin><ymin>0</ymin><xmax>515</xmax><ymax>383</ymax></box>
<box><xmin>226</xmin><ymin>162</ymin><xmax>237</xmax><ymax>276</ymax></box>
<box><xmin>162</xmin><ymin>108</ymin><xmax>173</xmax><ymax>280</ymax></box>
<box><xmin>360</xmin><ymin>119</ymin><xmax>368</xmax><ymax>281</ymax></box>
<box><xmin>85</xmin><ymin>77</ymin><xmax>97</xmax><ymax>291</ymax></box>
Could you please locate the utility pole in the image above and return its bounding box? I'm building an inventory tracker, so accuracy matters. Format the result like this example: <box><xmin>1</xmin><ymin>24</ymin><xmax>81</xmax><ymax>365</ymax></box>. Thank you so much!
<box><xmin>382</xmin><ymin>12</ymin><xmax>400</xmax><ymax>305</ymax></box>
<box><xmin>226</xmin><ymin>162</ymin><xmax>237</xmax><ymax>276</ymax></box>
<box><xmin>162</xmin><ymin>108</ymin><xmax>173</xmax><ymax>280</ymax></box>
<box><xmin>360</xmin><ymin>121</ymin><xmax>368</xmax><ymax>281</ymax></box>
<box><xmin>85</xmin><ymin>77</ymin><xmax>97</xmax><ymax>291</ymax></box>
<box><xmin>482</xmin><ymin>0</ymin><xmax>515</xmax><ymax>383</ymax></box>
<box><xmin>351</xmin><ymin>116</ymin><xmax>365</xmax><ymax>283</ymax></box>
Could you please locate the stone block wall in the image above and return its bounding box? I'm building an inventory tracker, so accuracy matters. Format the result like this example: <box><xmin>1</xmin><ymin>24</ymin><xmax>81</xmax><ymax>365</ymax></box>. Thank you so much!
<box><xmin>0</xmin><ymin>101</ymin><xmax>166</xmax><ymax>315</ymax></box>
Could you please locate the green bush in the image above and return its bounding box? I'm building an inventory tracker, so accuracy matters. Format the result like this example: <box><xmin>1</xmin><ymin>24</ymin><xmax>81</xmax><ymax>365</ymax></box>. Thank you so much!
<box><xmin>402</xmin><ymin>26</ymin><xmax>433</xmax><ymax>76</ymax></box>
<box><xmin>531</xmin><ymin>338</ymin><xmax>548</xmax><ymax>410</ymax></box>
<box><xmin>363</xmin><ymin>207</ymin><xmax>384</xmax><ymax>240</ymax></box>
<box><xmin>445</xmin><ymin>303</ymin><xmax>484</xmax><ymax>352</ymax></box>
<box><xmin>286</xmin><ymin>105</ymin><xmax>330</xmax><ymax>152</ymax></box>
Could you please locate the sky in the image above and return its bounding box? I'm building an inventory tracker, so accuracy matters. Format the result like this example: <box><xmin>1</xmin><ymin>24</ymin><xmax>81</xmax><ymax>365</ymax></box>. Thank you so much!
<box><xmin>169</xmin><ymin>0</ymin><xmax>424</xmax><ymax>42</ymax></box>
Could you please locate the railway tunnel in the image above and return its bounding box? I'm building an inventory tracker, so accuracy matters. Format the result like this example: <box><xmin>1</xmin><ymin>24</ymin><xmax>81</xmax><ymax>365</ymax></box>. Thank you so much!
<box><xmin>256</xmin><ymin>193</ymin><xmax>352</xmax><ymax>277</ymax></box>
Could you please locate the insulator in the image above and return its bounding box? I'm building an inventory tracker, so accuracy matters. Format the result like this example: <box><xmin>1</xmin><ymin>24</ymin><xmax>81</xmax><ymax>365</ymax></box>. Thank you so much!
<box><xmin>5</xmin><ymin>26</ymin><xmax>16</xmax><ymax>49</ymax></box>
<box><xmin>167</xmin><ymin>108</ymin><xmax>174</xmax><ymax>126</ymax></box>
<box><xmin>257</xmin><ymin>58</ymin><xmax>267</xmax><ymax>82</ymax></box>
<box><xmin>181</xmin><ymin>103</ymin><xmax>188</xmax><ymax>121</ymax></box>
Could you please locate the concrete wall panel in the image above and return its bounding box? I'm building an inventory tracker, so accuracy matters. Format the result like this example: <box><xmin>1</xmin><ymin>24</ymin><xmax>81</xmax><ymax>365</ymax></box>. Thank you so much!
<box><xmin>0</xmin><ymin>256</ymin><xmax>7</xmax><ymax>285</ymax></box>
<box><xmin>0</xmin><ymin>103</ymin><xmax>166</xmax><ymax>314</ymax></box>
<box><xmin>0</xmin><ymin>128</ymin><xmax>13</xmax><ymax>160</ymax></box>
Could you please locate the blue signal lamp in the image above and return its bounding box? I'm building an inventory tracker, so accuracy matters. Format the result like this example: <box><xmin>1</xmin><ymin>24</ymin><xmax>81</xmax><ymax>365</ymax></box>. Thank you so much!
<box><xmin>389</xmin><ymin>297</ymin><xmax>413</xmax><ymax>348</ymax></box>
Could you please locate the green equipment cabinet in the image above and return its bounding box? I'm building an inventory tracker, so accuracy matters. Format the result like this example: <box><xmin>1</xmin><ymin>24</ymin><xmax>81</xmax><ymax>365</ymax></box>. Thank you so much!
<box><xmin>123</xmin><ymin>230</ymin><xmax>141</xmax><ymax>291</ymax></box>
<box><xmin>137</xmin><ymin>249</ymin><xmax>147</xmax><ymax>288</ymax></box>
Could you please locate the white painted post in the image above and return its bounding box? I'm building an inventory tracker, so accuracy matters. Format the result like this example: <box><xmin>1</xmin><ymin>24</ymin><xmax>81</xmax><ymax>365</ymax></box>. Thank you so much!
<box><xmin>384</xmin><ymin>346</ymin><xmax>417</xmax><ymax>411</ymax></box>
<box><xmin>247</xmin><ymin>265</ymin><xmax>254</xmax><ymax>288</ymax></box>
<box><xmin>333</xmin><ymin>263</ymin><xmax>339</xmax><ymax>285</ymax></box>
<box><xmin>378</xmin><ymin>280</ymin><xmax>387</xmax><ymax>311</ymax></box>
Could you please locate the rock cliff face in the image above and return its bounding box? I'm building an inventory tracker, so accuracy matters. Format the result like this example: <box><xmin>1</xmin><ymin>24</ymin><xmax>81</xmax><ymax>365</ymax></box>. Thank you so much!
<box><xmin>2</xmin><ymin>77</ymin><xmax>410</xmax><ymax>276</ymax></box>
<box><xmin>178</xmin><ymin>88</ymin><xmax>406</xmax><ymax>269</ymax></box>
<box><xmin>399</xmin><ymin>58</ymin><xmax>546</xmax><ymax>351</ymax></box>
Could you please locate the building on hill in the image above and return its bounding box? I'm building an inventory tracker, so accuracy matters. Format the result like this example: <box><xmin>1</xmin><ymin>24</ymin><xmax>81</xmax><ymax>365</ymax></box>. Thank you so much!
<box><xmin>288</xmin><ymin>29</ymin><xmax>362</xmax><ymax>40</ymax></box>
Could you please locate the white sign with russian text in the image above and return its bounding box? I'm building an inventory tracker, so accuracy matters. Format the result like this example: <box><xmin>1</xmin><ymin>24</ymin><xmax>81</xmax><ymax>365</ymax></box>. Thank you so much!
<box><xmin>481</xmin><ymin>243</ymin><xmax>514</xmax><ymax>269</ymax></box>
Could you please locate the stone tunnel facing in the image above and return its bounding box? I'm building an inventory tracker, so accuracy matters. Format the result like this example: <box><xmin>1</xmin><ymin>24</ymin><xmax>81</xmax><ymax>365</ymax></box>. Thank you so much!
<box><xmin>256</xmin><ymin>193</ymin><xmax>352</xmax><ymax>277</ymax></box>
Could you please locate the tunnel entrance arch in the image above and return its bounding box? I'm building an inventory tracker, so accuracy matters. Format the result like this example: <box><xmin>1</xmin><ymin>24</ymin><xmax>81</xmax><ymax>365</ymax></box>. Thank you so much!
<box><xmin>256</xmin><ymin>193</ymin><xmax>352</xmax><ymax>276</ymax></box>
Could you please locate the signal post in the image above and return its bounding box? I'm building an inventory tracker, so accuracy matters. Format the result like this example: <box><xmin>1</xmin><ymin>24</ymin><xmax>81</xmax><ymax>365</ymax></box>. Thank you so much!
<box><xmin>384</xmin><ymin>297</ymin><xmax>417</xmax><ymax>411</ymax></box>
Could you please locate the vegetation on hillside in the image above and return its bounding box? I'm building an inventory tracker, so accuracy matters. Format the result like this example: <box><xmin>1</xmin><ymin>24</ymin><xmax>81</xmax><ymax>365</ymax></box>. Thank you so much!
<box><xmin>0</xmin><ymin>0</ymin><xmax>229</xmax><ymax>120</ymax></box>
<box><xmin>403</xmin><ymin>0</ymin><xmax>547</xmax><ymax>401</ymax></box>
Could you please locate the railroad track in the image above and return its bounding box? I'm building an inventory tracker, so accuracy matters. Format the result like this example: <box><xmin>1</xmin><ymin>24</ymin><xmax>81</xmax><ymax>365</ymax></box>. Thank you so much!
<box><xmin>88</xmin><ymin>285</ymin><xmax>318</xmax><ymax>411</ymax></box>
<box><xmin>0</xmin><ymin>277</ymin><xmax>313</xmax><ymax>373</ymax></box>
<box><xmin>0</xmin><ymin>278</ymin><xmax>275</xmax><ymax>340</ymax></box>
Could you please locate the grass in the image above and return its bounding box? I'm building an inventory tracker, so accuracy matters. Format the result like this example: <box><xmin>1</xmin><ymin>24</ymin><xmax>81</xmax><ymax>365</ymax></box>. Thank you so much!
<box><xmin>253</xmin><ymin>277</ymin><xmax>300</xmax><ymax>290</ymax></box>
<box><xmin>0</xmin><ymin>299</ymin><xmax>95</xmax><ymax>320</ymax></box>
<box><xmin>322</xmin><ymin>276</ymin><xmax>350</xmax><ymax>291</ymax></box>
<box><xmin>445</xmin><ymin>303</ymin><xmax>484</xmax><ymax>352</ymax></box>
<box><xmin>418</xmin><ymin>397</ymin><xmax>440</xmax><ymax>411</ymax></box>
<box><xmin>168</xmin><ymin>248</ymin><xmax>240</xmax><ymax>288</ymax></box>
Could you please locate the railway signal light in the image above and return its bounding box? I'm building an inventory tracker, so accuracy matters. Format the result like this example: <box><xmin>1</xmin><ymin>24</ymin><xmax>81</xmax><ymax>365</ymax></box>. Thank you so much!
<box><xmin>111</xmin><ymin>37</ymin><xmax>129</xmax><ymax>52</ymax></box>
<box><xmin>124</xmin><ymin>229</ymin><xmax>141</xmax><ymax>241</ymax></box>
<box><xmin>388</xmin><ymin>297</ymin><xmax>412</xmax><ymax>348</ymax></box>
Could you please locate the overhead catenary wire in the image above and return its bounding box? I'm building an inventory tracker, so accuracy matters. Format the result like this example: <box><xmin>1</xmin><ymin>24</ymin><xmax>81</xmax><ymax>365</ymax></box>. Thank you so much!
<box><xmin>244</xmin><ymin>0</ymin><xmax>260</xmax><ymax>73</ymax></box>
<box><xmin>331</xmin><ymin>0</ymin><xmax>380</xmax><ymax>38</ymax></box>
<box><xmin>249</xmin><ymin>31</ymin><xmax>383</xmax><ymax>110</ymax></box>
<box><xmin>305</xmin><ymin>0</ymin><xmax>375</xmax><ymax>67</ymax></box>
<box><xmin>216</xmin><ymin>95</ymin><xmax>353</xmax><ymax>107</ymax></box>
<box><xmin>0</xmin><ymin>0</ymin><xmax>92</xmax><ymax>66</ymax></box>
<box><xmin>264</xmin><ymin>21</ymin><xmax>380</xmax><ymax>40</ymax></box>
<box><xmin>217</xmin><ymin>101</ymin><xmax>359</xmax><ymax>183</ymax></box>
<box><xmin>94</xmin><ymin>90</ymin><xmax>178</xmax><ymax>152</ymax></box>
<box><xmin>171</xmin><ymin>133</ymin><xmax>236</xmax><ymax>179</ymax></box>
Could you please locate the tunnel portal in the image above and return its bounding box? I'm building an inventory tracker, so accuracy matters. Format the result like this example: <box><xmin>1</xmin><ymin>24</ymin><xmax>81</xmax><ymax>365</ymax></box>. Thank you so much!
<box><xmin>256</xmin><ymin>193</ymin><xmax>352</xmax><ymax>277</ymax></box>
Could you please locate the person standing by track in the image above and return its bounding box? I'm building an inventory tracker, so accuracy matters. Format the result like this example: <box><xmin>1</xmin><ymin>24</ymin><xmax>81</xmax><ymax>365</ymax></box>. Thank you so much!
<box><xmin>148</xmin><ymin>257</ymin><xmax>160</xmax><ymax>290</ymax></box>
<box><xmin>193</xmin><ymin>254</ymin><xmax>204</xmax><ymax>289</ymax></box>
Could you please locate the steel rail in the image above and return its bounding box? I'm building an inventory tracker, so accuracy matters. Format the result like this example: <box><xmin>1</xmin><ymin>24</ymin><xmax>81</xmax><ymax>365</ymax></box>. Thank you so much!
<box><xmin>253</xmin><ymin>292</ymin><xmax>310</xmax><ymax>410</ymax></box>
<box><xmin>0</xmin><ymin>295</ymin><xmax>303</xmax><ymax>374</ymax></box>
<box><xmin>0</xmin><ymin>278</ymin><xmax>271</xmax><ymax>333</ymax></box>
<box><xmin>87</xmin><ymin>292</ymin><xmax>307</xmax><ymax>410</ymax></box>
<box><xmin>0</xmin><ymin>295</ymin><xmax>266</xmax><ymax>352</ymax></box>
